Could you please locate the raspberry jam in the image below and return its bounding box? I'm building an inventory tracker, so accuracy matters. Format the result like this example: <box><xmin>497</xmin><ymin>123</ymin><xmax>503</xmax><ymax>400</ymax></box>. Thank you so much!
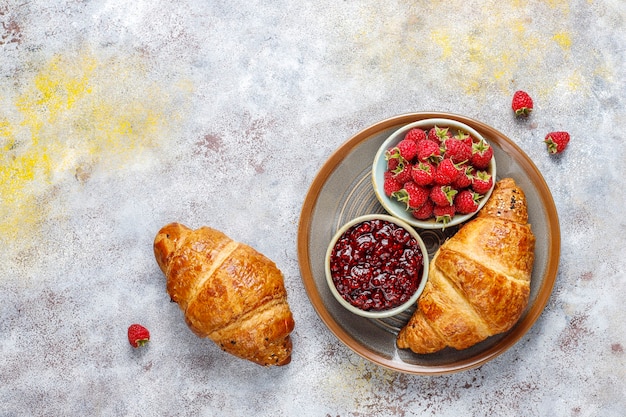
<box><xmin>329</xmin><ymin>219</ymin><xmax>424</xmax><ymax>312</ymax></box>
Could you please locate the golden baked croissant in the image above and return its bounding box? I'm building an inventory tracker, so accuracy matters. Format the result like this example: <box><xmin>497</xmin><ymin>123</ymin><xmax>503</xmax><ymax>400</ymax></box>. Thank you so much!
<box><xmin>154</xmin><ymin>222</ymin><xmax>295</xmax><ymax>366</ymax></box>
<box><xmin>397</xmin><ymin>178</ymin><xmax>535</xmax><ymax>354</ymax></box>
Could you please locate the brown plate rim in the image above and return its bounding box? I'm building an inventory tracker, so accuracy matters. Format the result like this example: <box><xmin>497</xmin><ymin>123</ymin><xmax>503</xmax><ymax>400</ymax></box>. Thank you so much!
<box><xmin>297</xmin><ymin>112</ymin><xmax>561</xmax><ymax>375</ymax></box>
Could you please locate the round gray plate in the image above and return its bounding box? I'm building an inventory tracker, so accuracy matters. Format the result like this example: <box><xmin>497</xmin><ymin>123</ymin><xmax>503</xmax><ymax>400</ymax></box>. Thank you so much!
<box><xmin>297</xmin><ymin>112</ymin><xmax>560</xmax><ymax>375</ymax></box>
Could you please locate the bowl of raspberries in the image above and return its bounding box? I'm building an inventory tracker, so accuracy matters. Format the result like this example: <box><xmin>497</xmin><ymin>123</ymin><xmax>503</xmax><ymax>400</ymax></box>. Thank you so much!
<box><xmin>372</xmin><ymin>118</ymin><xmax>496</xmax><ymax>229</ymax></box>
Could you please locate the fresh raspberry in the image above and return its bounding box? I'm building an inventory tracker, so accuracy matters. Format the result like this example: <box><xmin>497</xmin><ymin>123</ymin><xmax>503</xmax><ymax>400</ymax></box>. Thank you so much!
<box><xmin>472</xmin><ymin>170</ymin><xmax>493</xmax><ymax>195</ymax></box>
<box><xmin>433</xmin><ymin>158</ymin><xmax>461</xmax><ymax>185</ymax></box>
<box><xmin>430</xmin><ymin>185</ymin><xmax>457</xmax><ymax>207</ymax></box>
<box><xmin>471</xmin><ymin>139</ymin><xmax>493</xmax><ymax>169</ymax></box>
<box><xmin>128</xmin><ymin>324</ymin><xmax>150</xmax><ymax>348</ymax></box>
<box><xmin>433</xmin><ymin>204</ymin><xmax>456</xmax><ymax>225</ymax></box>
<box><xmin>404</xmin><ymin>128</ymin><xmax>427</xmax><ymax>143</ymax></box>
<box><xmin>512</xmin><ymin>90</ymin><xmax>533</xmax><ymax>117</ymax></box>
<box><xmin>393</xmin><ymin>138</ymin><xmax>418</xmax><ymax>161</ymax></box>
<box><xmin>452</xmin><ymin>164</ymin><xmax>474</xmax><ymax>189</ymax></box>
<box><xmin>412</xmin><ymin>199</ymin><xmax>434</xmax><ymax>220</ymax></box>
<box><xmin>454</xmin><ymin>190</ymin><xmax>481</xmax><ymax>214</ymax></box>
<box><xmin>416</xmin><ymin>139</ymin><xmax>441</xmax><ymax>162</ymax></box>
<box><xmin>410</xmin><ymin>161</ymin><xmax>435</xmax><ymax>186</ymax></box>
<box><xmin>428</xmin><ymin>126</ymin><xmax>451</xmax><ymax>143</ymax></box>
<box><xmin>390</xmin><ymin>160</ymin><xmax>413</xmax><ymax>185</ymax></box>
<box><xmin>455</xmin><ymin>130</ymin><xmax>475</xmax><ymax>148</ymax></box>
<box><xmin>383</xmin><ymin>171</ymin><xmax>402</xmax><ymax>197</ymax></box>
<box><xmin>442</xmin><ymin>138</ymin><xmax>472</xmax><ymax>164</ymax></box>
<box><xmin>544</xmin><ymin>131</ymin><xmax>570</xmax><ymax>154</ymax></box>
<box><xmin>386</xmin><ymin>156</ymin><xmax>400</xmax><ymax>172</ymax></box>
<box><xmin>393</xmin><ymin>181</ymin><xmax>430</xmax><ymax>210</ymax></box>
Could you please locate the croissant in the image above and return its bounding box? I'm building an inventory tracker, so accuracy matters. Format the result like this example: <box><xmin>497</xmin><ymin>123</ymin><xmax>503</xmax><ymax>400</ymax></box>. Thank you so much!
<box><xmin>153</xmin><ymin>222</ymin><xmax>295</xmax><ymax>366</ymax></box>
<box><xmin>397</xmin><ymin>178</ymin><xmax>535</xmax><ymax>354</ymax></box>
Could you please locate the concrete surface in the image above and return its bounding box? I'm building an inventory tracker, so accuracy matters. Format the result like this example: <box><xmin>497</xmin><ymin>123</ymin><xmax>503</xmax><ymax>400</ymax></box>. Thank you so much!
<box><xmin>1</xmin><ymin>0</ymin><xmax>624</xmax><ymax>416</ymax></box>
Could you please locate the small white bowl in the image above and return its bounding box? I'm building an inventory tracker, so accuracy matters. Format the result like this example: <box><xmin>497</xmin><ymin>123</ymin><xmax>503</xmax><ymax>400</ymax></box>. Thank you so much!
<box><xmin>325</xmin><ymin>214</ymin><xmax>429</xmax><ymax>319</ymax></box>
<box><xmin>372</xmin><ymin>118</ymin><xmax>496</xmax><ymax>229</ymax></box>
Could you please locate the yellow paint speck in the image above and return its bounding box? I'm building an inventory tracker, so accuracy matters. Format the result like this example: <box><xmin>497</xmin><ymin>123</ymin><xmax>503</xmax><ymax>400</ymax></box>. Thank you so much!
<box><xmin>346</xmin><ymin>1</ymin><xmax>580</xmax><ymax>100</ymax></box>
<box><xmin>553</xmin><ymin>31</ymin><xmax>572</xmax><ymax>51</ymax></box>
<box><xmin>0</xmin><ymin>48</ymin><xmax>187</xmax><ymax>242</ymax></box>
<box><xmin>565</xmin><ymin>70</ymin><xmax>587</xmax><ymax>92</ymax></box>
<box><xmin>430</xmin><ymin>29</ymin><xmax>453</xmax><ymax>59</ymax></box>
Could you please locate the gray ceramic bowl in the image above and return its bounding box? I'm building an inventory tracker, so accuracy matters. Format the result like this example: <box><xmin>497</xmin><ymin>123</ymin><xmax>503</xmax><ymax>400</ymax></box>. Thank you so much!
<box><xmin>372</xmin><ymin>118</ymin><xmax>496</xmax><ymax>229</ymax></box>
<box><xmin>324</xmin><ymin>214</ymin><xmax>429</xmax><ymax>319</ymax></box>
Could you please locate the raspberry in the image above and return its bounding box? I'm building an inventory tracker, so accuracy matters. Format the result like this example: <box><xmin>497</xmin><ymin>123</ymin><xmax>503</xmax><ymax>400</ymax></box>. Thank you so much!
<box><xmin>410</xmin><ymin>161</ymin><xmax>435</xmax><ymax>186</ymax></box>
<box><xmin>471</xmin><ymin>139</ymin><xmax>493</xmax><ymax>169</ymax></box>
<box><xmin>544</xmin><ymin>131</ymin><xmax>570</xmax><ymax>154</ymax></box>
<box><xmin>452</xmin><ymin>165</ymin><xmax>474</xmax><ymax>189</ymax></box>
<box><xmin>512</xmin><ymin>90</ymin><xmax>533</xmax><ymax>117</ymax></box>
<box><xmin>442</xmin><ymin>138</ymin><xmax>472</xmax><ymax>164</ymax></box>
<box><xmin>383</xmin><ymin>171</ymin><xmax>402</xmax><ymax>197</ymax></box>
<box><xmin>412</xmin><ymin>199</ymin><xmax>434</xmax><ymax>220</ymax></box>
<box><xmin>430</xmin><ymin>185</ymin><xmax>457</xmax><ymax>207</ymax></box>
<box><xmin>454</xmin><ymin>190</ymin><xmax>481</xmax><ymax>214</ymax></box>
<box><xmin>386</xmin><ymin>156</ymin><xmax>400</xmax><ymax>172</ymax></box>
<box><xmin>472</xmin><ymin>170</ymin><xmax>493</xmax><ymax>195</ymax></box>
<box><xmin>455</xmin><ymin>130</ymin><xmax>474</xmax><ymax>148</ymax></box>
<box><xmin>416</xmin><ymin>139</ymin><xmax>441</xmax><ymax>162</ymax></box>
<box><xmin>404</xmin><ymin>128</ymin><xmax>427</xmax><ymax>143</ymax></box>
<box><xmin>428</xmin><ymin>126</ymin><xmax>451</xmax><ymax>143</ymax></box>
<box><xmin>433</xmin><ymin>205</ymin><xmax>456</xmax><ymax>225</ymax></box>
<box><xmin>393</xmin><ymin>181</ymin><xmax>430</xmax><ymax>210</ymax></box>
<box><xmin>395</xmin><ymin>138</ymin><xmax>418</xmax><ymax>161</ymax></box>
<box><xmin>128</xmin><ymin>324</ymin><xmax>150</xmax><ymax>348</ymax></box>
<box><xmin>433</xmin><ymin>158</ymin><xmax>461</xmax><ymax>185</ymax></box>
<box><xmin>392</xmin><ymin>161</ymin><xmax>413</xmax><ymax>185</ymax></box>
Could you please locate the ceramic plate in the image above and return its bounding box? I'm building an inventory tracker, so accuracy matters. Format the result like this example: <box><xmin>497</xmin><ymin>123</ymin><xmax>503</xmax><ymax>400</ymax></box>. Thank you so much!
<box><xmin>297</xmin><ymin>112</ymin><xmax>560</xmax><ymax>375</ymax></box>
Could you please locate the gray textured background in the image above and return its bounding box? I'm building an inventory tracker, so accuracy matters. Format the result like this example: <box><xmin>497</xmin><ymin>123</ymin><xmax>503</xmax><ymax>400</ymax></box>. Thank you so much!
<box><xmin>1</xmin><ymin>1</ymin><xmax>624</xmax><ymax>416</ymax></box>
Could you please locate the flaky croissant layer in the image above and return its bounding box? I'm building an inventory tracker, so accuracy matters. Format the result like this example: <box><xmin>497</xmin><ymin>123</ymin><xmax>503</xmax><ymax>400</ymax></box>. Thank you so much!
<box><xmin>154</xmin><ymin>222</ymin><xmax>295</xmax><ymax>366</ymax></box>
<box><xmin>397</xmin><ymin>178</ymin><xmax>535</xmax><ymax>354</ymax></box>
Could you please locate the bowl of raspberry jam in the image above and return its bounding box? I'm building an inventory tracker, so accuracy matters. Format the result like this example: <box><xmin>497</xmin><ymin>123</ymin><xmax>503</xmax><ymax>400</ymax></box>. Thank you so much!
<box><xmin>325</xmin><ymin>214</ymin><xmax>429</xmax><ymax>319</ymax></box>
